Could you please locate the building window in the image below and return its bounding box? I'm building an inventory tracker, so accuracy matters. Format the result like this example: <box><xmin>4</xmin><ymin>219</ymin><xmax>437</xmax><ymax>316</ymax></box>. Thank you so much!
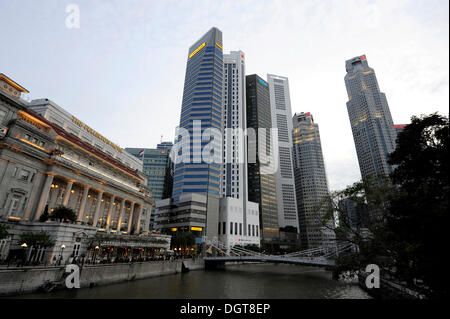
<box><xmin>252</xmin><ymin>225</ymin><xmax>255</xmax><ymax>237</ymax></box>
<box><xmin>0</xmin><ymin>109</ymin><xmax>6</xmax><ymax>123</ymax></box>
<box><xmin>234</xmin><ymin>223</ymin><xmax>238</xmax><ymax>235</ymax></box>
<box><xmin>239</xmin><ymin>223</ymin><xmax>242</xmax><ymax>235</ymax></box>
<box><xmin>230</xmin><ymin>222</ymin><xmax>233</xmax><ymax>235</ymax></box>
<box><xmin>223</xmin><ymin>222</ymin><xmax>226</xmax><ymax>235</ymax></box>
<box><xmin>18</xmin><ymin>169</ymin><xmax>31</xmax><ymax>182</ymax></box>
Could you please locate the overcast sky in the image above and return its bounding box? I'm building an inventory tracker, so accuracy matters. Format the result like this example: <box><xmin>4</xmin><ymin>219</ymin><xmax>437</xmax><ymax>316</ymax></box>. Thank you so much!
<box><xmin>1</xmin><ymin>0</ymin><xmax>448</xmax><ymax>191</ymax></box>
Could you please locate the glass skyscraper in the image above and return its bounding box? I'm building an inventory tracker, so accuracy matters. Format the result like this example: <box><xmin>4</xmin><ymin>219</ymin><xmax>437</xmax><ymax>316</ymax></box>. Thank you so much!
<box><xmin>292</xmin><ymin>112</ymin><xmax>335</xmax><ymax>249</ymax></box>
<box><xmin>246</xmin><ymin>74</ymin><xmax>279</xmax><ymax>249</ymax></box>
<box><xmin>344</xmin><ymin>55</ymin><xmax>397</xmax><ymax>179</ymax></box>
<box><xmin>157</xmin><ymin>27</ymin><xmax>223</xmax><ymax>238</ymax></box>
<box><xmin>172</xmin><ymin>27</ymin><xmax>223</xmax><ymax>199</ymax></box>
<box><xmin>125</xmin><ymin>142</ymin><xmax>173</xmax><ymax>230</ymax></box>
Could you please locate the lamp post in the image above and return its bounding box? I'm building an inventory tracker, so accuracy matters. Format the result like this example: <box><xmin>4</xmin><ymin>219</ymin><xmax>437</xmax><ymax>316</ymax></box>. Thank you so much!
<box><xmin>59</xmin><ymin>244</ymin><xmax>66</xmax><ymax>266</ymax></box>
<box><xmin>21</xmin><ymin>243</ymin><xmax>27</xmax><ymax>266</ymax></box>
<box><xmin>94</xmin><ymin>245</ymin><xmax>99</xmax><ymax>264</ymax></box>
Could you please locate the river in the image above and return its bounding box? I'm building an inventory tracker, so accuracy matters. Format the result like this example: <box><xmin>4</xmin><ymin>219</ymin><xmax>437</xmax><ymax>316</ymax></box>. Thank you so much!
<box><xmin>13</xmin><ymin>263</ymin><xmax>371</xmax><ymax>299</ymax></box>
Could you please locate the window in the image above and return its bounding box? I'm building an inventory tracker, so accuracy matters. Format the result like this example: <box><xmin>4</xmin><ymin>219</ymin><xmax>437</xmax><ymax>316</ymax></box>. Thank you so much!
<box><xmin>234</xmin><ymin>222</ymin><xmax>238</xmax><ymax>235</ymax></box>
<box><xmin>239</xmin><ymin>223</ymin><xmax>242</xmax><ymax>235</ymax></box>
<box><xmin>8</xmin><ymin>194</ymin><xmax>22</xmax><ymax>217</ymax></box>
<box><xmin>252</xmin><ymin>225</ymin><xmax>255</xmax><ymax>237</ymax></box>
<box><xmin>18</xmin><ymin>169</ymin><xmax>30</xmax><ymax>181</ymax></box>
<box><xmin>230</xmin><ymin>222</ymin><xmax>233</xmax><ymax>235</ymax></box>
<box><xmin>0</xmin><ymin>109</ymin><xmax>7</xmax><ymax>123</ymax></box>
<box><xmin>223</xmin><ymin>222</ymin><xmax>226</xmax><ymax>235</ymax></box>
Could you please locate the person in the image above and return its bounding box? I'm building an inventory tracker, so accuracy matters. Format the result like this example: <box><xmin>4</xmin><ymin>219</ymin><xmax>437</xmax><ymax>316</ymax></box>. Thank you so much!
<box><xmin>52</xmin><ymin>256</ymin><xmax>57</xmax><ymax>266</ymax></box>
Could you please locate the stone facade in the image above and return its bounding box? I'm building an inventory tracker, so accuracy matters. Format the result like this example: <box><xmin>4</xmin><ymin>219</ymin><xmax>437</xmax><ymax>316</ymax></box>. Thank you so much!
<box><xmin>0</xmin><ymin>74</ymin><xmax>168</xmax><ymax>263</ymax></box>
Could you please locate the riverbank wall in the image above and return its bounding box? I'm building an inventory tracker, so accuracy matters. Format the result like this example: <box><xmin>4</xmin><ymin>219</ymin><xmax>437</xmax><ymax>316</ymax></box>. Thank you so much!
<box><xmin>0</xmin><ymin>258</ymin><xmax>205</xmax><ymax>297</ymax></box>
<box><xmin>358</xmin><ymin>273</ymin><xmax>426</xmax><ymax>299</ymax></box>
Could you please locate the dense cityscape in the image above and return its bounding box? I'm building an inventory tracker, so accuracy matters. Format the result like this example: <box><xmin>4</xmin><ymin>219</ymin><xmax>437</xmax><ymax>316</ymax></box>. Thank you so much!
<box><xmin>0</xmin><ymin>4</ymin><xmax>448</xmax><ymax>303</ymax></box>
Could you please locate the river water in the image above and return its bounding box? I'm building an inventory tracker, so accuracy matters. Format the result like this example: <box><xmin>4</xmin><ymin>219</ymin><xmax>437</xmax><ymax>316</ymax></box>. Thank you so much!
<box><xmin>15</xmin><ymin>263</ymin><xmax>371</xmax><ymax>299</ymax></box>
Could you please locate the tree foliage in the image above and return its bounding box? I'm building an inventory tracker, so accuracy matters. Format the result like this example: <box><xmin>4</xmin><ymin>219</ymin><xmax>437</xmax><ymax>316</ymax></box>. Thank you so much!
<box><xmin>18</xmin><ymin>231</ymin><xmax>55</xmax><ymax>248</ymax></box>
<box><xmin>0</xmin><ymin>223</ymin><xmax>9</xmax><ymax>240</ymax></box>
<box><xmin>322</xmin><ymin>113</ymin><xmax>448</xmax><ymax>299</ymax></box>
<box><xmin>51</xmin><ymin>206</ymin><xmax>77</xmax><ymax>223</ymax></box>
<box><xmin>386</xmin><ymin>113</ymin><xmax>448</xmax><ymax>298</ymax></box>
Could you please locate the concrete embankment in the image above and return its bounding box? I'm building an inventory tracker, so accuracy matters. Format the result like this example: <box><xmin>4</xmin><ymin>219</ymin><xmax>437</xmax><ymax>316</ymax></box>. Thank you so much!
<box><xmin>0</xmin><ymin>258</ymin><xmax>205</xmax><ymax>297</ymax></box>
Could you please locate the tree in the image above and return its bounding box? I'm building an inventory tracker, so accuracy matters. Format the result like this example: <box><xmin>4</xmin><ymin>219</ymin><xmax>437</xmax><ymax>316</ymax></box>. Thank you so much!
<box><xmin>0</xmin><ymin>223</ymin><xmax>9</xmax><ymax>240</ymax></box>
<box><xmin>321</xmin><ymin>113</ymin><xmax>448</xmax><ymax>299</ymax></box>
<box><xmin>18</xmin><ymin>231</ymin><xmax>55</xmax><ymax>263</ymax></box>
<box><xmin>51</xmin><ymin>206</ymin><xmax>77</xmax><ymax>223</ymax></box>
<box><xmin>386</xmin><ymin>113</ymin><xmax>449</xmax><ymax>298</ymax></box>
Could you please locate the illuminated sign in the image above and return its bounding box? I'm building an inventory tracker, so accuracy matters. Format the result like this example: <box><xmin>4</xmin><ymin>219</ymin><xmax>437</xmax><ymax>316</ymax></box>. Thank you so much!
<box><xmin>72</xmin><ymin>116</ymin><xmax>122</xmax><ymax>153</ymax></box>
<box><xmin>258</xmin><ymin>78</ymin><xmax>268</xmax><ymax>87</ymax></box>
<box><xmin>191</xmin><ymin>227</ymin><xmax>203</xmax><ymax>231</ymax></box>
<box><xmin>215</xmin><ymin>42</ymin><xmax>222</xmax><ymax>50</ymax></box>
<box><xmin>171</xmin><ymin>228</ymin><xmax>178</xmax><ymax>231</ymax></box>
<box><xmin>189</xmin><ymin>42</ymin><xmax>206</xmax><ymax>59</ymax></box>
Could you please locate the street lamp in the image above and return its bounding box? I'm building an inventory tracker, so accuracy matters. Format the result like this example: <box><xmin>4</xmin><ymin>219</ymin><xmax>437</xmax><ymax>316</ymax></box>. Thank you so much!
<box><xmin>60</xmin><ymin>244</ymin><xmax>66</xmax><ymax>266</ymax></box>
<box><xmin>20</xmin><ymin>243</ymin><xmax>27</xmax><ymax>266</ymax></box>
<box><xmin>94</xmin><ymin>245</ymin><xmax>100</xmax><ymax>264</ymax></box>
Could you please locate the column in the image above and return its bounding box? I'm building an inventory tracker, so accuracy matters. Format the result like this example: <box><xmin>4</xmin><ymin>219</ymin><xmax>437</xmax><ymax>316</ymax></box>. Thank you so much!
<box><xmin>61</xmin><ymin>181</ymin><xmax>74</xmax><ymax>206</ymax></box>
<box><xmin>105</xmin><ymin>195</ymin><xmax>115</xmax><ymax>230</ymax></box>
<box><xmin>134</xmin><ymin>205</ymin><xmax>144</xmax><ymax>234</ymax></box>
<box><xmin>92</xmin><ymin>191</ymin><xmax>104</xmax><ymax>227</ymax></box>
<box><xmin>127</xmin><ymin>202</ymin><xmax>136</xmax><ymax>234</ymax></box>
<box><xmin>77</xmin><ymin>186</ymin><xmax>90</xmax><ymax>222</ymax></box>
<box><xmin>34</xmin><ymin>174</ymin><xmax>54</xmax><ymax>220</ymax></box>
<box><xmin>116</xmin><ymin>199</ymin><xmax>126</xmax><ymax>232</ymax></box>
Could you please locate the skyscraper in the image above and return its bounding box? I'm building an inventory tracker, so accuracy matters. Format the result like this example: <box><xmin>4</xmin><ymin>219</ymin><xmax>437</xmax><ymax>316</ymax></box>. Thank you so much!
<box><xmin>157</xmin><ymin>27</ymin><xmax>224</xmax><ymax>238</ymax></box>
<box><xmin>344</xmin><ymin>55</ymin><xmax>397</xmax><ymax>179</ymax></box>
<box><xmin>221</xmin><ymin>51</ymin><xmax>247</xmax><ymax>201</ymax></box>
<box><xmin>292</xmin><ymin>112</ymin><xmax>335</xmax><ymax>249</ymax></box>
<box><xmin>267</xmin><ymin>74</ymin><xmax>299</xmax><ymax>231</ymax></box>
<box><xmin>218</xmin><ymin>51</ymin><xmax>260</xmax><ymax>249</ymax></box>
<box><xmin>126</xmin><ymin>142</ymin><xmax>173</xmax><ymax>230</ymax></box>
<box><xmin>246</xmin><ymin>74</ymin><xmax>279</xmax><ymax>250</ymax></box>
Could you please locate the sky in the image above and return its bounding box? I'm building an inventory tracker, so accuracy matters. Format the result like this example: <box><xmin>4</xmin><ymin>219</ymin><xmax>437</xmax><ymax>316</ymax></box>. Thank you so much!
<box><xmin>0</xmin><ymin>0</ymin><xmax>448</xmax><ymax>191</ymax></box>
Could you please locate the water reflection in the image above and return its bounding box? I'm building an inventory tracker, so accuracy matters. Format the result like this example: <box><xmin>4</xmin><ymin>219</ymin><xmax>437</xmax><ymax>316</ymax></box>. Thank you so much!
<box><xmin>14</xmin><ymin>263</ymin><xmax>371</xmax><ymax>299</ymax></box>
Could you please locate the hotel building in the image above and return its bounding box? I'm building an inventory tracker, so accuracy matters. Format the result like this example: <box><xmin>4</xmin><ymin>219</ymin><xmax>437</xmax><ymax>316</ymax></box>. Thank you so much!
<box><xmin>0</xmin><ymin>73</ymin><xmax>170</xmax><ymax>264</ymax></box>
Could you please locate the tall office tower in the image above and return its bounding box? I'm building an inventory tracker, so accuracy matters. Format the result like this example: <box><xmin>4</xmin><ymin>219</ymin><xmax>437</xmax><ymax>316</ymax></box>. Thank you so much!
<box><xmin>345</xmin><ymin>55</ymin><xmax>397</xmax><ymax>179</ymax></box>
<box><xmin>126</xmin><ymin>142</ymin><xmax>173</xmax><ymax>230</ymax></box>
<box><xmin>267</xmin><ymin>74</ymin><xmax>299</xmax><ymax>231</ymax></box>
<box><xmin>222</xmin><ymin>51</ymin><xmax>247</xmax><ymax>200</ymax></box>
<box><xmin>246</xmin><ymin>74</ymin><xmax>279</xmax><ymax>250</ymax></box>
<box><xmin>292</xmin><ymin>112</ymin><xmax>335</xmax><ymax>249</ymax></box>
<box><xmin>159</xmin><ymin>27</ymin><xmax>223</xmax><ymax>237</ymax></box>
<box><xmin>218</xmin><ymin>51</ymin><xmax>260</xmax><ymax>249</ymax></box>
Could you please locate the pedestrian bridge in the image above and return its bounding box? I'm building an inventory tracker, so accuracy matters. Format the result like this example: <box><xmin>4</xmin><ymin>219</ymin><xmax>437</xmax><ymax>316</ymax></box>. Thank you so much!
<box><xmin>202</xmin><ymin>238</ymin><xmax>355</xmax><ymax>268</ymax></box>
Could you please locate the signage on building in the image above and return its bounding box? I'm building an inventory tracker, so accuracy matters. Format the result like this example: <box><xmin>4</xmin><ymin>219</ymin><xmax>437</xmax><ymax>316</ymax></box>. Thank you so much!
<box><xmin>72</xmin><ymin>116</ymin><xmax>122</xmax><ymax>153</ymax></box>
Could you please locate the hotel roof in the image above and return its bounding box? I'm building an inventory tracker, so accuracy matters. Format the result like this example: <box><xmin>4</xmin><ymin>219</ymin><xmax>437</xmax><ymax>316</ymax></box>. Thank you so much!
<box><xmin>0</xmin><ymin>73</ymin><xmax>29</xmax><ymax>93</ymax></box>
